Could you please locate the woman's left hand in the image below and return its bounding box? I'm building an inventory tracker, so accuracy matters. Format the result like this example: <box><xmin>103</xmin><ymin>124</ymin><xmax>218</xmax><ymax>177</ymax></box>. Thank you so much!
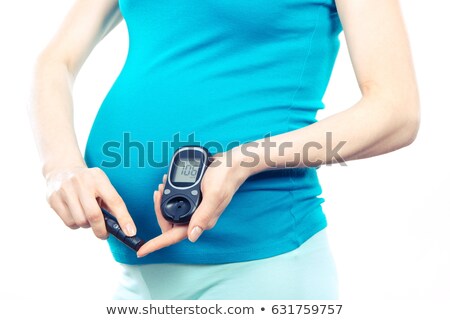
<box><xmin>136</xmin><ymin>147</ymin><xmax>252</xmax><ymax>258</ymax></box>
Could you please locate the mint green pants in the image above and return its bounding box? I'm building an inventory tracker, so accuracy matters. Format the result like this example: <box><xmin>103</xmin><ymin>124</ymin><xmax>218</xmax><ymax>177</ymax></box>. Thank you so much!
<box><xmin>112</xmin><ymin>229</ymin><xmax>338</xmax><ymax>300</ymax></box>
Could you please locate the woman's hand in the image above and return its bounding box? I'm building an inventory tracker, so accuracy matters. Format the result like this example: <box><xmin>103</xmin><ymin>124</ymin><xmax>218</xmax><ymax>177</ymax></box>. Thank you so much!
<box><xmin>45</xmin><ymin>166</ymin><xmax>137</xmax><ymax>240</ymax></box>
<box><xmin>136</xmin><ymin>147</ymin><xmax>252</xmax><ymax>258</ymax></box>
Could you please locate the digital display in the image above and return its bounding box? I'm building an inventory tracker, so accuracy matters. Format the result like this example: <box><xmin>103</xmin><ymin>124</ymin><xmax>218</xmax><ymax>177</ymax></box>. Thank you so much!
<box><xmin>172</xmin><ymin>158</ymin><xmax>201</xmax><ymax>183</ymax></box>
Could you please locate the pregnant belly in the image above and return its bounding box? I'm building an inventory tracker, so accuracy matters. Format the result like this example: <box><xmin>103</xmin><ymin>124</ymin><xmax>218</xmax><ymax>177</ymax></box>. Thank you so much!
<box><xmin>84</xmin><ymin>72</ymin><xmax>320</xmax><ymax>220</ymax></box>
<box><xmin>84</xmin><ymin>83</ymin><xmax>322</xmax><ymax>245</ymax></box>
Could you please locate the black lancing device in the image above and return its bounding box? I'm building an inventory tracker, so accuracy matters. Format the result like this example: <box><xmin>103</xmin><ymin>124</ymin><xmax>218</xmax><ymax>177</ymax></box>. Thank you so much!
<box><xmin>161</xmin><ymin>146</ymin><xmax>211</xmax><ymax>224</ymax></box>
<box><xmin>101</xmin><ymin>208</ymin><xmax>144</xmax><ymax>251</ymax></box>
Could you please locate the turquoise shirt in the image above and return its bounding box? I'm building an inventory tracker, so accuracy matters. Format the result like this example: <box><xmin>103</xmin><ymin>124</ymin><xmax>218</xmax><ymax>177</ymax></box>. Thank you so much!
<box><xmin>85</xmin><ymin>0</ymin><xmax>342</xmax><ymax>264</ymax></box>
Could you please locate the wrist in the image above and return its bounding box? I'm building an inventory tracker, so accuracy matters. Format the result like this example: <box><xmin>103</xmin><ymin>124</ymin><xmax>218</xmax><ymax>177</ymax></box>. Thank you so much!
<box><xmin>42</xmin><ymin>158</ymin><xmax>87</xmax><ymax>181</ymax></box>
<box><xmin>229</xmin><ymin>143</ymin><xmax>266</xmax><ymax>178</ymax></box>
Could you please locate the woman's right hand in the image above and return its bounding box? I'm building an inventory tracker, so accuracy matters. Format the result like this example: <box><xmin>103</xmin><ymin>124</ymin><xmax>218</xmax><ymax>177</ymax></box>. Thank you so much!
<box><xmin>45</xmin><ymin>166</ymin><xmax>136</xmax><ymax>240</ymax></box>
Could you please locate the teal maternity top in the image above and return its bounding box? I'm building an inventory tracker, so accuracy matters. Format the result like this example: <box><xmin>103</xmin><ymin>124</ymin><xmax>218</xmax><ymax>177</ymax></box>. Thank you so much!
<box><xmin>84</xmin><ymin>0</ymin><xmax>342</xmax><ymax>264</ymax></box>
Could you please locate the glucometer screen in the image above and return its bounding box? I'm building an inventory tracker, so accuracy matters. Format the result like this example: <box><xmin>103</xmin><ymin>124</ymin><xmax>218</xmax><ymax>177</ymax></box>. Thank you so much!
<box><xmin>172</xmin><ymin>158</ymin><xmax>200</xmax><ymax>183</ymax></box>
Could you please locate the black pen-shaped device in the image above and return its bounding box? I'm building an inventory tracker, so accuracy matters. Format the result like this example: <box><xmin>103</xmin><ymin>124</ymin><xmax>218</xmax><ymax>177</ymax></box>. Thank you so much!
<box><xmin>101</xmin><ymin>208</ymin><xmax>144</xmax><ymax>251</ymax></box>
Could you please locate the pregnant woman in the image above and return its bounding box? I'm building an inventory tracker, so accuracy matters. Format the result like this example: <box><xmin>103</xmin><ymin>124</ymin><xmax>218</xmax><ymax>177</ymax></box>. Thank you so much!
<box><xmin>29</xmin><ymin>0</ymin><xmax>419</xmax><ymax>299</ymax></box>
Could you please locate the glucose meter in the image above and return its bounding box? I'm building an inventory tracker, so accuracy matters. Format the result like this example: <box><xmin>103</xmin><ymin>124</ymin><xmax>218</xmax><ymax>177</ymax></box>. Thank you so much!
<box><xmin>161</xmin><ymin>146</ymin><xmax>211</xmax><ymax>224</ymax></box>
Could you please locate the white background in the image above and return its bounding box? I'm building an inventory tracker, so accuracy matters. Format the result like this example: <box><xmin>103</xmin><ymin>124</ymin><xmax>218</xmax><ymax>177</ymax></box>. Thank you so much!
<box><xmin>0</xmin><ymin>0</ymin><xmax>449</xmax><ymax>303</ymax></box>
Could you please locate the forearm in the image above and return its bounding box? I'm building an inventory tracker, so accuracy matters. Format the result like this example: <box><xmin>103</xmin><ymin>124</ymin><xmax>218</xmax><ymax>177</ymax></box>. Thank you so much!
<box><xmin>27</xmin><ymin>1</ymin><xmax>123</xmax><ymax>180</ymax></box>
<box><xmin>28</xmin><ymin>55</ymin><xmax>86</xmax><ymax>178</ymax></box>
<box><xmin>238</xmin><ymin>92</ymin><xmax>420</xmax><ymax>175</ymax></box>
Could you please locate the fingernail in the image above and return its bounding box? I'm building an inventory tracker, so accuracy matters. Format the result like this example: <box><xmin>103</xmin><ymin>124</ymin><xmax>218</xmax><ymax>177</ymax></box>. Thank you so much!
<box><xmin>189</xmin><ymin>226</ymin><xmax>203</xmax><ymax>242</ymax></box>
<box><xmin>125</xmin><ymin>223</ymin><xmax>136</xmax><ymax>237</ymax></box>
<box><xmin>137</xmin><ymin>248</ymin><xmax>153</xmax><ymax>258</ymax></box>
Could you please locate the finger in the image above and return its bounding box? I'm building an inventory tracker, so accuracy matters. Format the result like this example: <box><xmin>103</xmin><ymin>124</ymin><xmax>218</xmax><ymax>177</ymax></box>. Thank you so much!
<box><xmin>96</xmin><ymin>177</ymin><xmax>136</xmax><ymax>237</ymax></box>
<box><xmin>162</xmin><ymin>174</ymin><xmax>167</xmax><ymax>184</ymax></box>
<box><xmin>136</xmin><ymin>225</ymin><xmax>188</xmax><ymax>257</ymax></box>
<box><xmin>59</xmin><ymin>184</ymin><xmax>90</xmax><ymax>228</ymax></box>
<box><xmin>187</xmin><ymin>196</ymin><xmax>221</xmax><ymax>242</ymax></box>
<box><xmin>78</xmin><ymin>190</ymin><xmax>108</xmax><ymax>240</ymax></box>
<box><xmin>154</xmin><ymin>189</ymin><xmax>172</xmax><ymax>233</ymax></box>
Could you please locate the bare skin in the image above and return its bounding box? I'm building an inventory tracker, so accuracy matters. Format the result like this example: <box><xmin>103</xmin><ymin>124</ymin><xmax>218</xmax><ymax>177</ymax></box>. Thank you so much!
<box><xmin>28</xmin><ymin>0</ymin><xmax>420</xmax><ymax>257</ymax></box>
